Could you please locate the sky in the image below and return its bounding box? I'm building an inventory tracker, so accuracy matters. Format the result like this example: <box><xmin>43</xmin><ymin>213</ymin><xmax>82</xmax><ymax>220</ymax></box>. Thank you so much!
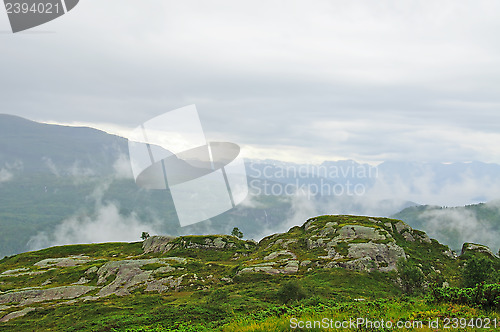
<box><xmin>1</xmin><ymin>0</ymin><xmax>500</xmax><ymax>164</ymax></box>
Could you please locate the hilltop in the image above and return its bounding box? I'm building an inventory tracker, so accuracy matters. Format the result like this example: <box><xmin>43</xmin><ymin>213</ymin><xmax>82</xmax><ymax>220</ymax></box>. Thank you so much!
<box><xmin>1</xmin><ymin>215</ymin><xmax>498</xmax><ymax>331</ymax></box>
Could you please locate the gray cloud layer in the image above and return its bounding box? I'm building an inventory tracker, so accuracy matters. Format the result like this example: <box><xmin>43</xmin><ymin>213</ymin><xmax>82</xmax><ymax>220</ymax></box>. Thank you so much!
<box><xmin>2</xmin><ymin>1</ymin><xmax>500</xmax><ymax>163</ymax></box>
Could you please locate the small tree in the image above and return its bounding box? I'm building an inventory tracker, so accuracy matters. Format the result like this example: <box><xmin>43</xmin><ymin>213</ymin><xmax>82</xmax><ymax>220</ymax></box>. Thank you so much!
<box><xmin>397</xmin><ymin>258</ymin><xmax>424</xmax><ymax>295</ymax></box>
<box><xmin>462</xmin><ymin>256</ymin><xmax>494</xmax><ymax>288</ymax></box>
<box><xmin>141</xmin><ymin>232</ymin><xmax>150</xmax><ymax>241</ymax></box>
<box><xmin>231</xmin><ymin>227</ymin><xmax>243</xmax><ymax>239</ymax></box>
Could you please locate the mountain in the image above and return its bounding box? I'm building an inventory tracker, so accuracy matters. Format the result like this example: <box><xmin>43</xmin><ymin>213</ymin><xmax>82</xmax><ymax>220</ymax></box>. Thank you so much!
<box><xmin>0</xmin><ymin>215</ymin><xmax>498</xmax><ymax>331</ymax></box>
<box><xmin>3</xmin><ymin>114</ymin><xmax>500</xmax><ymax>260</ymax></box>
<box><xmin>0</xmin><ymin>115</ymin><xmax>296</xmax><ymax>259</ymax></box>
<box><xmin>0</xmin><ymin>114</ymin><xmax>126</xmax><ymax>175</ymax></box>
<box><xmin>392</xmin><ymin>202</ymin><xmax>500</xmax><ymax>253</ymax></box>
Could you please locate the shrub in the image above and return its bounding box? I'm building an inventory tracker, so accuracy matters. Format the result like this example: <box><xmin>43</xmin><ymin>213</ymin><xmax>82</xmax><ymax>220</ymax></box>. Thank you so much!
<box><xmin>462</xmin><ymin>256</ymin><xmax>494</xmax><ymax>288</ymax></box>
<box><xmin>397</xmin><ymin>258</ymin><xmax>424</xmax><ymax>295</ymax></box>
<box><xmin>429</xmin><ymin>283</ymin><xmax>500</xmax><ymax>309</ymax></box>
<box><xmin>277</xmin><ymin>280</ymin><xmax>308</xmax><ymax>304</ymax></box>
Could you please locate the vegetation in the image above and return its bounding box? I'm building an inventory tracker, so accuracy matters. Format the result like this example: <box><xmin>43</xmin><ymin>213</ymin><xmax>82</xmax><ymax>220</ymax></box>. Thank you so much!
<box><xmin>397</xmin><ymin>258</ymin><xmax>424</xmax><ymax>295</ymax></box>
<box><xmin>231</xmin><ymin>227</ymin><xmax>244</xmax><ymax>239</ymax></box>
<box><xmin>0</xmin><ymin>215</ymin><xmax>499</xmax><ymax>331</ymax></box>
<box><xmin>462</xmin><ymin>256</ymin><xmax>495</xmax><ymax>288</ymax></box>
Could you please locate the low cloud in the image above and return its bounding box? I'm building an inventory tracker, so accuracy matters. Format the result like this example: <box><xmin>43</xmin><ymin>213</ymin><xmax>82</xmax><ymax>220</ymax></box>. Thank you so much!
<box><xmin>418</xmin><ymin>206</ymin><xmax>499</xmax><ymax>254</ymax></box>
<box><xmin>42</xmin><ymin>157</ymin><xmax>60</xmax><ymax>177</ymax></box>
<box><xmin>28</xmin><ymin>202</ymin><xmax>161</xmax><ymax>250</ymax></box>
<box><xmin>28</xmin><ymin>177</ymin><xmax>161</xmax><ymax>251</ymax></box>
<box><xmin>0</xmin><ymin>168</ymin><xmax>13</xmax><ymax>183</ymax></box>
<box><xmin>0</xmin><ymin>160</ymin><xmax>23</xmax><ymax>183</ymax></box>
<box><xmin>113</xmin><ymin>153</ymin><xmax>134</xmax><ymax>179</ymax></box>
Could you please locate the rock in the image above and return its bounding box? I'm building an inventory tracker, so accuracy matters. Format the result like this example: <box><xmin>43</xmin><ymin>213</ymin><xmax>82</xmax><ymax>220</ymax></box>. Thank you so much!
<box><xmin>72</xmin><ymin>277</ymin><xmax>90</xmax><ymax>285</ymax></box>
<box><xmin>0</xmin><ymin>285</ymin><xmax>96</xmax><ymax>306</ymax></box>
<box><xmin>85</xmin><ymin>266</ymin><xmax>98</xmax><ymax>275</ymax></box>
<box><xmin>335</xmin><ymin>225</ymin><xmax>388</xmax><ymax>242</ymax></box>
<box><xmin>300</xmin><ymin>260</ymin><xmax>311</xmax><ymax>267</ymax></box>
<box><xmin>347</xmin><ymin>242</ymin><xmax>406</xmax><ymax>272</ymax></box>
<box><xmin>461</xmin><ymin>243</ymin><xmax>495</xmax><ymax>257</ymax></box>
<box><xmin>402</xmin><ymin>232</ymin><xmax>415</xmax><ymax>242</ymax></box>
<box><xmin>0</xmin><ymin>307</ymin><xmax>35</xmax><ymax>322</ymax></box>
<box><xmin>282</xmin><ymin>260</ymin><xmax>299</xmax><ymax>274</ymax></box>
<box><xmin>443</xmin><ymin>249</ymin><xmax>458</xmax><ymax>259</ymax></box>
<box><xmin>394</xmin><ymin>221</ymin><xmax>411</xmax><ymax>234</ymax></box>
<box><xmin>0</xmin><ymin>268</ymin><xmax>29</xmax><ymax>275</ymax></box>
<box><xmin>142</xmin><ymin>236</ymin><xmax>176</xmax><ymax>253</ymax></box>
<box><xmin>264</xmin><ymin>250</ymin><xmax>297</xmax><ymax>260</ymax></box>
<box><xmin>35</xmin><ymin>255</ymin><xmax>94</xmax><ymax>268</ymax></box>
<box><xmin>416</xmin><ymin>233</ymin><xmax>432</xmax><ymax>244</ymax></box>
<box><xmin>238</xmin><ymin>259</ymin><xmax>299</xmax><ymax>275</ymax></box>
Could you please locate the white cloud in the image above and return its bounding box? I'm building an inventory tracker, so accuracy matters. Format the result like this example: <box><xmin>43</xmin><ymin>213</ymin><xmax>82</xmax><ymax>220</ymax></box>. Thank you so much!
<box><xmin>0</xmin><ymin>160</ymin><xmax>23</xmax><ymax>183</ymax></box>
<box><xmin>2</xmin><ymin>1</ymin><xmax>500</xmax><ymax>164</ymax></box>
<box><xmin>0</xmin><ymin>168</ymin><xmax>13</xmax><ymax>183</ymax></box>
<box><xmin>27</xmin><ymin>202</ymin><xmax>161</xmax><ymax>250</ymax></box>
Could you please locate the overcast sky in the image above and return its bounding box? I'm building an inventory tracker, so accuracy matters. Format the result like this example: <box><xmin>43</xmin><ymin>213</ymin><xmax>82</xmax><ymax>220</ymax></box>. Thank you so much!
<box><xmin>1</xmin><ymin>0</ymin><xmax>500</xmax><ymax>164</ymax></box>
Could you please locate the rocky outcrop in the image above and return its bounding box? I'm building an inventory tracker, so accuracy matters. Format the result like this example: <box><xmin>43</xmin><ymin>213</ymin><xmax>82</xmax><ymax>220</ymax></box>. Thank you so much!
<box><xmin>142</xmin><ymin>235</ymin><xmax>254</xmax><ymax>254</ymax></box>
<box><xmin>461</xmin><ymin>243</ymin><xmax>495</xmax><ymax>257</ymax></box>
<box><xmin>0</xmin><ymin>285</ymin><xmax>95</xmax><ymax>306</ymax></box>
<box><xmin>34</xmin><ymin>255</ymin><xmax>96</xmax><ymax>268</ymax></box>
<box><xmin>96</xmin><ymin>258</ymin><xmax>187</xmax><ymax>297</ymax></box>
<box><xmin>0</xmin><ymin>307</ymin><xmax>35</xmax><ymax>323</ymax></box>
<box><xmin>142</xmin><ymin>236</ymin><xmax>176</xmax><ymax>253</ymax></box>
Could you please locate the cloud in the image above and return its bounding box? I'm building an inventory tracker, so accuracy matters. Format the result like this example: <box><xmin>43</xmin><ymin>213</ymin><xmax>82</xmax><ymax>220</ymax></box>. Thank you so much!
<box><xmin>42</xmin><ymin>157</ymin><xmax>60</xmax><ymax>177</ymax></box>
<box><xmin>418</xmin><ymin>207</ymin><xmax>499</xmax><ymax>254</ymax></box>
<box><xmin>0</xmin><ymin>160</ymin><xmax>23</xmax><ymax>183</ymax></box>
<box><xmin>112</xmin><ymin>153</ymin><xmax>134</xmax><ymax>179</ymax></box>
<box><xmin>0</xmin><ymin>168</ymin><xmax>13</xmax><ymax>183</ymax></box>
<box><xmin>27</xmin><ymin>174</ymin><xmax>160</xmax><ymax>251</ymax></box>
<box><xmin>27</xmin><ymin>202</ymin><xmax>161</xmax><ymax>250</ymax></box>
<box><xmin>2</xmin><ymin>1</ymin><xmax>500</xmax><ymax>164</ymax></box>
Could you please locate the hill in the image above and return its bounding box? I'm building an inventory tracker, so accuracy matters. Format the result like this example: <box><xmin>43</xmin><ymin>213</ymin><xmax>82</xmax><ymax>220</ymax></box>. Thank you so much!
<box><xmin>1</xmin><ymin>215</ymin><xmax>498</xmax><ymax>331</ymax></box>
<box><xmin>392</xmin><ymin>202</ymin><xmax>500</xmax><ymax>254</ymax></box>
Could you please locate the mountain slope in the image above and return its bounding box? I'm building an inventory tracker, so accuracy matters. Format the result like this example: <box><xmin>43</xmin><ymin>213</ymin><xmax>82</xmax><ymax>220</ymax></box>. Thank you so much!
<box><xmin>1</xmin><ymin>215</ymin><xmax>497</xmax><ymax>330</ymax></box>
<box><xmin>392</xmin><ymin>202</ymin><xmax>500</xmax><ymax>253</ymax></box>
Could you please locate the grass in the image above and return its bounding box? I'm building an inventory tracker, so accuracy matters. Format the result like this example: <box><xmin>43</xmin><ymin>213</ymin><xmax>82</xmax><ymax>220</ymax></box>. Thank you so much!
<box><xmin>1</xmin><ymin>214</ymin><xmax>499</xmax><ymax>331</ymax></box>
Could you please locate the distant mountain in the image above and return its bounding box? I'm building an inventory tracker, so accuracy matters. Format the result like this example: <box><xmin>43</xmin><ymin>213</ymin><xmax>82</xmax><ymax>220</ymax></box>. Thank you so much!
<box><xmin>2</xmin><ymin>114</ymin><xmax>500</xmax><ymax>259</ymax></box>
<box><xmin>0</xmin><ymin>115</ymin><xmax>294</xmax><ymax>258</ymax></box>
<box><xmin>392</xmin><ymin>202</ymin><xmax>500</xmax><ymax>253</ymax></box>
<box><xmin>0</xmin><ymin>114</ymin><xmax>126</xmax><ymax>175</ymax></box>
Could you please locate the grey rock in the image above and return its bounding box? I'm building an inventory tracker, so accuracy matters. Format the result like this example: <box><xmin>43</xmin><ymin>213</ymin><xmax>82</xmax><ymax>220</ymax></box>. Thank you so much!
<box><xmin>35</xmin><ymin>255</ymin><xmax>94</xmax><ymax>268</ymax></box>
<box><xmin>347</xmin><ymin>242</ymin><xmax>406</xmax><ymax>272</ymax></box>
<box><xmin>0</xmin><ymin>307</ymin><xmax>35</xmax><ymax>322</ymax></box>
<box><xmin>402</xmin><ymin>232</ymin><xmax>415</xmax><ymax>242</ymax></box>
<box><xmin>142</xmin><ymin>236</ymin><xmax>176</xmax><ymax>253</ymax></box>
<box><xmin>0</xmin><ymin>285</ymin><xmax>95</xmax><ymax>306</ymax></box>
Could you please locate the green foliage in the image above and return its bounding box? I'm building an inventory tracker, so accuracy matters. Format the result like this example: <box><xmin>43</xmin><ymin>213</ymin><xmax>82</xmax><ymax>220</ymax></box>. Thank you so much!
<box><xmin>429</xmin><ymin>283</ymin><xmax>500</xmax><ymax>309</ymax></box>
<box><xmin>230</xmin><ymin>227</ymin><xmax>243</xmax><ymax>239</ymax></box>
<box><xmin>141</xmin><ymin>232</ymin><xmax>150</xmax><ymax>241</ymax></box>
<box><xmin>397</xmin><ymin>258</ymin><xmax>424</xmax><ymax>295</ymax></box>
<box><xmin>276</xmin><ymin>280</ymin><xmax>308</xmax><ymax>303</ymax></box>
<box><xmin>462</xmin><ymin>256</ymin><xmax>494</xmax><ymax>288</ymax></box>
<box><xmin>206</xmin><ymin>288</ymin><xmax>230</xmax><ymax>305</ymax></box>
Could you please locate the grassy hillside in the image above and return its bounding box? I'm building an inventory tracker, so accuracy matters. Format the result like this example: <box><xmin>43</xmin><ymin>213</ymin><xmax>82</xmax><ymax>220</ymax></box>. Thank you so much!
<box><xmin>1</xmin><ymin>215</ymin><xmax>498</xmax><ymax>331</ymax></box>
